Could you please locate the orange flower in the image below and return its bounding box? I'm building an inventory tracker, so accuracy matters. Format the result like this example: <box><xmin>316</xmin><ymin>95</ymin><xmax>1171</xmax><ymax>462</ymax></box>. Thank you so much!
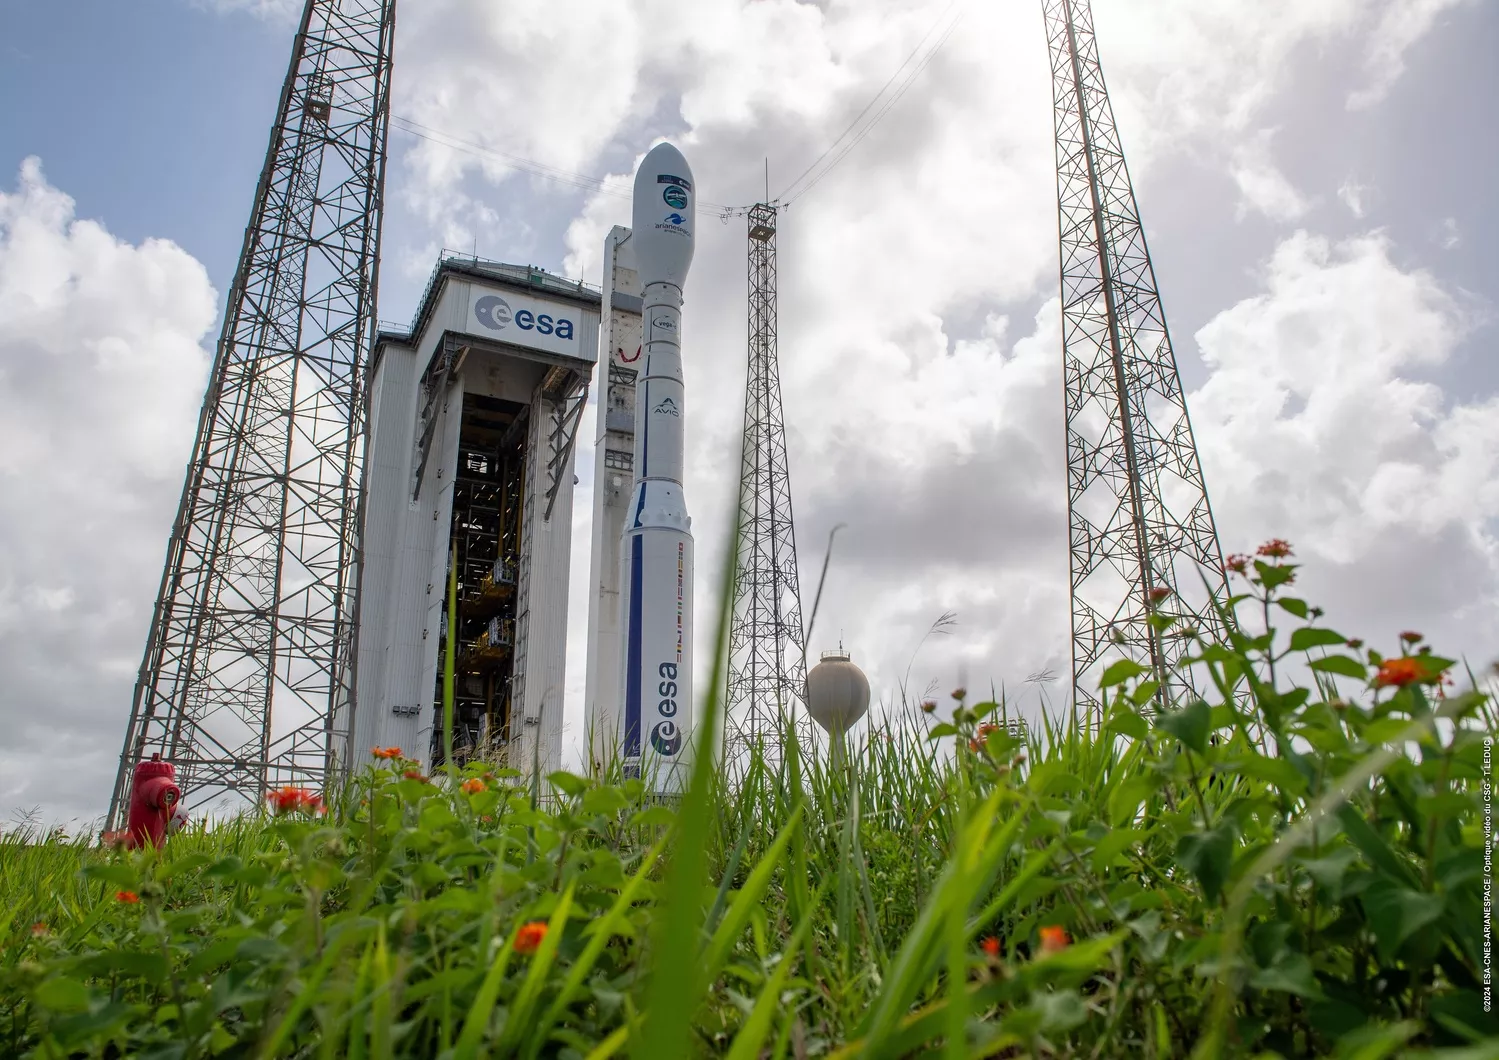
<box><xmin>514</xmin><ymin>920</ymin><xmax>548</xmax><ymax>955</ymax></box>
<box><xmin>30</xmin><ymin>922</ymin><xmax>47</xmax><ymax>937</ymax></box>
<box><xmin>1256</xmin><ymin>539</ymin><xmax>1293</xmax><ymax>559</ymax></box>
<box><xmin>1148</xmin><ymin>586</ymin><xmax>1172</xmax><ymax>603</ymax></box>
<box><xmin>480</xmin><ymin>814</ymin><xmax>494</xmax><ymax>823</ymax></box>
<box><xmin>969</xmin><ymin>723</ymin><xmax>1000</xmax><ymax>753</ymax></box>
<box><xmin>951</xmin><ymin>688</ymin><xmax>967</xmax><ymax>701</ymax></box>
<box><xmin>1225</xmin><ymin>553</ymin><xmax>1251</xmax><ymax>575</ymax></box>
<box><xmin>1346</xmin><ymin>638</ymin><xmax>1364</xmax><ymax>650</ymax></box>
<box><xmin>920</xmin><ymin>700</ymin><xmax>937</xmax><ymax>714</ymax></box>
<box><xmin>371</xmin><ymin>746</ymin><xmax>403</xmax><ymax>760</ymax></box>
<box><xmin>268</xmin><ymin>786</ymin><xmax>323</xmax><ymax>816</ymax></box>
<box><xmin>115</xmin><ymin>890</ymin><xmax>139</xmax><ymax>904</ymax></box>
<box><xmin>461</xmin><ymin>778</ymin><xmax>486</xmax><ymax>795</ymax></box>
<box><xmin>1399</xmin><ymin>631</ymin><xmax>1423</xmax><ymax>644</ymax></box>
<box><xmin>1374</xmin><ymin>656</ymin><xmax>1430</xmax><ymax>688</ymax></box>
<box><xmin>402</xmin><ymin>770</ymin><xmax>430</xmax><ymax>784</ymax></box>
<box><xmin>981</xmin><ymin>936</ymin><xmax>1001</xmax><ymax>958</ymax></box>
<box><xmin>1039</xmin><ymin>926</ymin><xmax>1070</xmax><ymax>955</ymax></box>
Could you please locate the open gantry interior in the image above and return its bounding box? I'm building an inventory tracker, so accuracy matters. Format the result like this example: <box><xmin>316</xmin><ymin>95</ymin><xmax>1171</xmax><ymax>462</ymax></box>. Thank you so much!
<box><xmin>432</xmin><ymin>391</ymin><xmax>529</xmax><ymax>767</ymax></box>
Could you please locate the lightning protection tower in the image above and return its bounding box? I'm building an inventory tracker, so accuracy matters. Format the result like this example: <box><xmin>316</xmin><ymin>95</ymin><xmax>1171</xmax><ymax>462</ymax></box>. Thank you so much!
<box><xmin>1046</xmin><ymin>0</ymin><xmax>1228</xmax><ymax>724</ymax></box>
<box><xmin>724</xmin><ymin>203</ymin><xmax>814</xmax><ymax>773</ymax></box>
<box><xmin>107</xmin><ymin>0</ymin><xmax>396</xmax><ymax>827</ymax></box>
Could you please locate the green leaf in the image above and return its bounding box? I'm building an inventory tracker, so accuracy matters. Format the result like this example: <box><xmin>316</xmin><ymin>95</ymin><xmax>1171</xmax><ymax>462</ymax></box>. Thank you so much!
<box><xmin>1331</xmin><ymin>1020</ymin><xmax>1420</xmax><ymax>1060</ymax></box>
<box><xmin>80</xmin><ymin>862</ymin><xmax>140</xmax><ymax>889</ymax></box>
<box><xmin>1289</xmin><ymin>627</ymin><xmax>1349</xmax><ymax>652</ymax></box>
<box><xmin>1309</xmin><ymin>655</ymin><xmax>1368</xmax><ymax>679</ymax></box>
<box><xmin>628</xmin><ymin>806</ymin><xmax>675</xmax><ymax>829</ymax></box>
<box><xmin>1248</xmin><ymin>952</ymin><xmax>1323</xmax><ymax>998</ymax></box>
<box><xmin>1099</xmin><ymin>658</ymin><xmax>1150</xmax><ymax>689</ymax></box>
<box><xmin>1362</xmin><ymin>717</ymin><xmax>1415</xmax><ymax>745</ymax></box>
<box><xmin>71</xmin><ymin>949</ymin><xmax>170</xmax><ymax>984</ymax></box>
<box><xmin>1296</xmin><ymin>847</ymin><xmax>1359</xmax><ymax>901</ymax></box>
<box><xmin>1175</xmin><ymin>824</ymin><xmax>1236</xmax><ymax>904</ymax></box>
<box><xmin>33</xmin><ymin>976</ymin><xmax>91</xmax><ymax>1013</ymax></box>
<box><xmin>1129</xmin><ymin>680</ymin><xmax>1162</xmax><ymax>707</ymax></box>
<box><xmin>547</xmin><ymin>771</ymin><xmax>587</xmax><ymax>797</ymax></box>
<box><xmin>1105</xmin><ymin>704</ymin><xmax>1149</xmax><ymax>741</ymax></box>
<box><xmin>1337</xmin><ymin>805</ymin><xmax>1422</xmax><ymax>889</ymax></box>
<box><xmin>927</xmin><ymin>723</ymin><xmax>957</xmax><ymax>739</ymax></box>
<box><xmin>1360</xmin><ymin>879</ymin><xmax>1445</xmax><ymax>963</ymax></box>
<box><xmin>1108</xmin><ymin>776</ymin><xmax>1158</xmax><ymax>828</ymax></box>
<box><xmin>1090</xmin><ymin>828</ymin><xmax>1144</xmax><ymax>872</ymax></box>
<box><xmin>1220</xmin><ymin>753</ymin><xmax>1308</xmax><ymax>798</ymax></box>
<box><xmin>1157</xmin><ymin>699</ymin><xmax>1212</xmax><ymax>755</ymax></box>
<box><xmin>581</xmin><ymin>785</ymin><xmax>627</xmax><ymax>817</ymax></box>
<box><xmin>1277</xmin><ymin>597</ymin><xmax>1310</xmax><ymax>619</ymax></box>
<box><xmin>1255</xmin><ymin>561</ymin><xmax>1298</xmax><ymax>589</ymax></box>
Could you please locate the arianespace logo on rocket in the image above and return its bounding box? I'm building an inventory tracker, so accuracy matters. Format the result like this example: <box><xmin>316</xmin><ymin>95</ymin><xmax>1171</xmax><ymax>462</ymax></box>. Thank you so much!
<box><xmin>656</xmin><ymin>174</ymin><xmax>692</xmax><ymax>237</ymax></box>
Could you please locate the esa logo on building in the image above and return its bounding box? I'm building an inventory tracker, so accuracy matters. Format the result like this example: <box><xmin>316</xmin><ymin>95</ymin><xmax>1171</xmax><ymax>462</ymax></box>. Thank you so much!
<box><xmin>653</xmin><ymin>397</ymin><xmax>680</xmax><ymax>417</ymax></box>
<box><xmin>662</xmin><ymin>184</ymin><xmax>688</xmax><ymax>210</ymax></box>
<box><xmin>474</xmin><ymin>294</ymin><xmax>575</xmax><ymax>339</ymax></box>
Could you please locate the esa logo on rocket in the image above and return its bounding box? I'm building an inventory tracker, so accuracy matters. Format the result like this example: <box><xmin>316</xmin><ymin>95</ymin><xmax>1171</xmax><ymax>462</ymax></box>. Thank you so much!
<box><xmin>649</xmin><ymin>662</ymin><xmax>683</xmax><ymax>755</ymax></box>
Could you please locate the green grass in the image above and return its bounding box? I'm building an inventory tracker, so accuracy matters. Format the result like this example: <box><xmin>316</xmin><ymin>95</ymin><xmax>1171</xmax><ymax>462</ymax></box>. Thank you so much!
<box><xmin>3</xmin><ymin>545</ymin><xmax>1497</xmax><ymax>1058</ymax></box>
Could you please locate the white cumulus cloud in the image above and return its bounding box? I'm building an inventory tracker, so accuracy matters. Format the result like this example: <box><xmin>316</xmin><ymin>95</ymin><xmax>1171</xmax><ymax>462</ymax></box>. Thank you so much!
<box><xmin>1192</xmin><ymin>230</ymin><xmax>1498</xmax><ymax>657</ymax></box>
<box><xmin>0</xmin><ymin>159</ymin><xmax>216</xmax><ymax>829</ymax></box>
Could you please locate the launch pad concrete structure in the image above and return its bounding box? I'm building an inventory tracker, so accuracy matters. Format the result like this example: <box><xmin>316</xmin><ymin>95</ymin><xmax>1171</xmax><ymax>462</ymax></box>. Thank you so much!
<box><xmin>341</xmin><ymin>256</ymin><xmax>598</xmax><ymax>778</ymax></box>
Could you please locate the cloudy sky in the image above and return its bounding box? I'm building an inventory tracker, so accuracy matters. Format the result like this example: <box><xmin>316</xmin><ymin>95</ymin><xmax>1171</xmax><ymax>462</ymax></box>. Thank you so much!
<box><xmin>2</xmin><ymin>0</ymin><xmax>1494</xmax><ymax>826</ymax></box>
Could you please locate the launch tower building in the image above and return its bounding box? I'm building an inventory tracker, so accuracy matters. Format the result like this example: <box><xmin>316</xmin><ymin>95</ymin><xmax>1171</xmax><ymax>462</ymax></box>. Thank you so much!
<box><xmin>341</xmin><ymin>256</ymin><xmax>597</xmax><ymax>778</ymax></box>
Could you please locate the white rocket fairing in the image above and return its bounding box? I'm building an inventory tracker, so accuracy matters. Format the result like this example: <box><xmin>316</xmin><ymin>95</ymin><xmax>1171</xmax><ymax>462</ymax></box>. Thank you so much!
<box><xmin>620</xmin><ymin>143</ymin><xmax>696</xmax><ymax>794</ymax></box>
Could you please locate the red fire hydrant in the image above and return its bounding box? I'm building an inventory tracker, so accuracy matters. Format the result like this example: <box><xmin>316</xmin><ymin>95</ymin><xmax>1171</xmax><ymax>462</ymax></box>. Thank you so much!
<box><xmin>125</xmin><ymin>753</ymin><xmax>181</xmax><ymax>850</ymax></box>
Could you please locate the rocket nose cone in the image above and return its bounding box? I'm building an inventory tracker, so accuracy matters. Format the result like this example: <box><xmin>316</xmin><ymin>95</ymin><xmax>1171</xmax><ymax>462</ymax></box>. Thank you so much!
<box><xmin>632</xmin><ymin>142</ymin><xmax>695</xmax><ymax>288</ymax></box>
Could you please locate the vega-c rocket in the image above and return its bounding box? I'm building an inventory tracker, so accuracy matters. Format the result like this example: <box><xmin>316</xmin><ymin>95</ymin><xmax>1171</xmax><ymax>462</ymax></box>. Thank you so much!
<box><xmin>620</xmin><ymin>142</ymin><xmax>696</xmax><ymax>794</ymax></box>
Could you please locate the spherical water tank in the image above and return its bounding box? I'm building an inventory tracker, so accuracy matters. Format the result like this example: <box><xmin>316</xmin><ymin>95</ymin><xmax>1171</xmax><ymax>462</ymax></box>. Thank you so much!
<box><xmin>806</xmin><ymin>649</ymin><xmax>870</xmax><ymax>737</ymax></box>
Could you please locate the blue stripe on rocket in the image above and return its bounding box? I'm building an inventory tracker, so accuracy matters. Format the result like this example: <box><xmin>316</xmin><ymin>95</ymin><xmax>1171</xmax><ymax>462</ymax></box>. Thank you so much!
<box><xmin>624</xmin><ymin>534</ymin><xmax>644</xmax><ymax>757</ymax></box>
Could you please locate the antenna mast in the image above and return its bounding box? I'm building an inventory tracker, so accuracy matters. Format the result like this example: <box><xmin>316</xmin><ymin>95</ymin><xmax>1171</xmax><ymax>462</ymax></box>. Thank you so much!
<box><xmin>1046</xmin><ymin>0</ymin><xmax>1229</xmax><ymax>723</ymax></box>
<box><xmin>725</xmin><ymin>202</ymin><xmax>813</xmax><ymax>772</ymax></box>
<box><xmin>108</xmin><ymin>0</ymin><xmax>397</xmax><ymax>825</ymax></box>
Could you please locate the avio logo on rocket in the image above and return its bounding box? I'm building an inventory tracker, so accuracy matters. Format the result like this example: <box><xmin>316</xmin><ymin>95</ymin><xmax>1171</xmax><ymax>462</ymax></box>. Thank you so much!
<box><xmin>653</xmin><ymin>397</ymin><xmax>680</xmax><ymax>417</ymax></box>
<box><xmin>662</xmin><ymin>184</ymin><xmax>688</xmax><ymax>210</ymax></box>
<box><xmin>474</xmin><ymin>294</ymin><xmax>575</xmax><ymax>339</ymax></box>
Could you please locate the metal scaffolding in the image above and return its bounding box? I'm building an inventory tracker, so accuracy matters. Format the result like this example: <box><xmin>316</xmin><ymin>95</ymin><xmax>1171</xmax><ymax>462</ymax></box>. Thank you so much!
<box><xmin>1046</xmin><ymin>0</ymin><xmax>1229</xmax><ymax>724</ymax></box>
<box><xmin>107</xmin><ymin>0</ymin><xmax>396</xmax><ymax>826</ymax></box>
<box><xmin>438</xmin><ymin>393</ymin><xmax>527</xmax><ymax>766</ymax></box>
<box><xmin>725</xmin><ymin>203</ymin><xmax>813</xmax><ymax>772</ymax></box>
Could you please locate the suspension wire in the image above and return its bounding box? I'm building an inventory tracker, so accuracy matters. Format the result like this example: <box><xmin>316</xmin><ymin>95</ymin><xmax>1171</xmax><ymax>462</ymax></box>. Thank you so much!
<box><xmin>391</xmin><ymin>115</ymin><xmax>739</xmax><ymax>212</ymax></box>
<box><xmin>777</xmin><ymin>0</ymin><xmax>966</xmax><ymax>206</ymax></box>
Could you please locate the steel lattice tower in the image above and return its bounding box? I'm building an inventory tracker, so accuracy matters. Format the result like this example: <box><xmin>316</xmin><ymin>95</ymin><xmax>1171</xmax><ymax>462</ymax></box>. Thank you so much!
<box><xmin>724</xmin><ymin>203</ymin><xmax>813</xmax><ymax>771</ymax></box>
<box><xmin>107</xmin><ymin>0</ymin><xmax>396</xmax><ymax>827</ymax></box>
<box><xmin>1046</xmin><ymin>0</ymin><xmax>1228</xmax><ymax>723</ymax></box>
